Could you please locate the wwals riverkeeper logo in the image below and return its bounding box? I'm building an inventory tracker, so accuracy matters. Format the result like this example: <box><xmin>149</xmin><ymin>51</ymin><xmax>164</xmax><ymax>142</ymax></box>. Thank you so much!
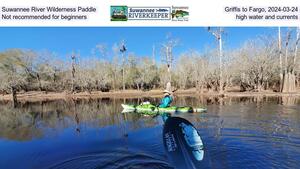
<box><xmin>111</xmin><ymin>6</ymin><xmax>171</xmax><ymax>21</ymax></box>
<box><xmin>111</xmin><ymin>6</ymin><xmax>128</xmax><ymax>21</ymax></box>
<box><xmin>128</xmin><ymin>7</ymin><xmax>170</xmax><ymax>20</ymax></box>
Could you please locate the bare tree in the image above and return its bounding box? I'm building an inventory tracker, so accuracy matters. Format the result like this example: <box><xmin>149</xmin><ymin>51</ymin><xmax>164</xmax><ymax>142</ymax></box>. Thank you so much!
<box><xmin>0</xmin><ymin>49</ymin><xmax>26</xmax><ymax>107</ymax></box>
<box><xmin>125</xmin><ymin>53</ymin><xmax>140</xmax><ymax>90</ymax></box>
<box><xmin>120</xmin><ymin>41</ymin><xmax>127</xmax><ymax>91</ymax></box>
<box><xmin>278</xmin><ymin>27</ymin><xmax>283</xmax><ymax>91</ymax></box>
<box><xmin>208</xmin><ymin>27</ymin><xmax>225</xmax><ymax>94</ymax></box>
<box><xmin>137</xmin><ymin>56</ymin><xmax>159</xmax><ymax>90</ymax></box>
<box><xmin>176</xmin><ymin>54</ymin><xmax>192</xmax><ymax>89</ymax></box>
<box><xmin>95</xmin><ymin>43</ymin><xmax>108</xmax><ymax>60</ymax></box>
<box><xmin>152</xmin><ymin>45</ymin><xmax>156</xmax><ymax>65</ymax></box>
<box><xmin>161</xmin><ymin>35</ymin><xmax>179</xmax><ymax>88</ymax></box>
<box><xmin>71</xmin><ymin>51</ymin><xmax>77</xmax><ymax>93</ymax></box>
<box><xmin>282</xmin><ymin>28</ymin><xmax>297</xmax><ymax>92</ymax></box>
<box><xmin>231</xmin><ymin>37</ymin><xmax>277</xmax><ymax>92</ymax></box>
<box><xmin>293</xmin><ymin>28</ymin><xmax>300</xmax><ymax>88</ymax></box>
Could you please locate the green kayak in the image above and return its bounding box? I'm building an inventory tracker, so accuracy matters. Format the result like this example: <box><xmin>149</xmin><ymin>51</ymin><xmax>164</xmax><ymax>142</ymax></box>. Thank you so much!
<box><xmin>121</xmin><ymin>102</ymin><xmax>207</xmax><ymax>115</ymax></box>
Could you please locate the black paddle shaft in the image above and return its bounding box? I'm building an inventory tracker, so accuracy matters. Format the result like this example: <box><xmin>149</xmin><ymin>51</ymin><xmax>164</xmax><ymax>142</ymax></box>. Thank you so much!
<box><xmin>163</xmin><ymin>116</ymin><xmax>204</xmax><ymax>169</ymax></box>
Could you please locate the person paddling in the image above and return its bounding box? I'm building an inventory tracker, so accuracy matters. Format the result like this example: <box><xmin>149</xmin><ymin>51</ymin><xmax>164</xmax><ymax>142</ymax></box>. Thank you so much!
<box><xmin>159</xmin><ymin>90</ymin><xmax>173</xmax><ymax>108</ymax></box>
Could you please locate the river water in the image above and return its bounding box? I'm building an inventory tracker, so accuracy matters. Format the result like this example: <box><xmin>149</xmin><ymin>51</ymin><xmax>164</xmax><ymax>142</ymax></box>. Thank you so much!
<box><xmin>0</xmin><ymin>96</ymin><xmax>299</xmax><ymax>169</ymax></box>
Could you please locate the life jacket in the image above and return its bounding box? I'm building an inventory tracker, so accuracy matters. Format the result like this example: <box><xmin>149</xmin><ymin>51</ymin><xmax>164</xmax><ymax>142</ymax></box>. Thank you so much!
<box><xmin>159</xmin><ymin>95</ymin><xmax>173</xmax><ymax>108</ymax></box>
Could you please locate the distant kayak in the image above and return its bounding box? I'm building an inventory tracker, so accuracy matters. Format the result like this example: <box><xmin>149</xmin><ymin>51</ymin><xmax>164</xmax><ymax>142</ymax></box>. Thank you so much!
<box><xmin>121</xmin><ymin>102</ymin><xmax>207</xmax><ymax>115</ymax></box>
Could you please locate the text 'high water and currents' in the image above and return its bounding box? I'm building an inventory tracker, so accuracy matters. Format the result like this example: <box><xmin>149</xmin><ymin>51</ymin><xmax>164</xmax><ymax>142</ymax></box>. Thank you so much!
<box><xmin>224</xmin><ymin>6</ymin><xmax>299</xmax><ymax>21</ymax></box>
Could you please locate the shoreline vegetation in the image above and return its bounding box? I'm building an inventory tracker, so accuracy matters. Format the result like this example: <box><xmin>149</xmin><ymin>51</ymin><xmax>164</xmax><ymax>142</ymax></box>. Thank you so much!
<box><xmin>1</xmin><ymin>28</ymin><xmax>300</xmax><ymax>106</ymax></box>
<box><xmin>1</xmin><ymin>88</ymin><xmax>300</xmax><ymax>102</ymax></box>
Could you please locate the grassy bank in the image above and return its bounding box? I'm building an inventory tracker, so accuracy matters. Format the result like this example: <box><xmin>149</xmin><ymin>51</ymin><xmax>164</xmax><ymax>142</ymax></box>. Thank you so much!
<box><xmin>1</xmin><ymin>88</ymin><xmax>300</xmax><ymax>102</ymax></box>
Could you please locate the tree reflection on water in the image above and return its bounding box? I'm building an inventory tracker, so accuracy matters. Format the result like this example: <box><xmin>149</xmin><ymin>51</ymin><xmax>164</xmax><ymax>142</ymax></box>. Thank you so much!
<box><xmin>0</xmin><ymin>96</ymin><xmax>299</xmax><ymax>141</ymax></box>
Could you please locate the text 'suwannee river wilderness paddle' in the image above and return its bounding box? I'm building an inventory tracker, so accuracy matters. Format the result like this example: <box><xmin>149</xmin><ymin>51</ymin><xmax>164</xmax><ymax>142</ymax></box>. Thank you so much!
<box><xmin>163</xmin><ymin>116</ymin><xmax>204</xmax><ymax>169</ymax></box>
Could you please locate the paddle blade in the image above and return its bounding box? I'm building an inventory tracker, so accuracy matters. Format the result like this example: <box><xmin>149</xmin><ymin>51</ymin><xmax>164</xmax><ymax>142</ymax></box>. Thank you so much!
<box><xmin>163</xmin><ymin>117</ymin><xmax>204</xmax><ymax>169</ymax></box>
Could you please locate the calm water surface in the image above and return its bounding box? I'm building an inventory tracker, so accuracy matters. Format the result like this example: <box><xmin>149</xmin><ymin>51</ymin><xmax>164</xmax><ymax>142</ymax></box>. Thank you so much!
<box><xmin>0</xmin><ymin>96</ymin><xmax>300</xmax><ymax>169</ymax></box>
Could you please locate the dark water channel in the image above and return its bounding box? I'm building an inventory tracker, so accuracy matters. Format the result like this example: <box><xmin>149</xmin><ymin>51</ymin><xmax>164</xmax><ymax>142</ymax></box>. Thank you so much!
<box><xmin>0</xmin><ymin>96</ymin><xmax>300</xmax><ymax>169</ymax></box>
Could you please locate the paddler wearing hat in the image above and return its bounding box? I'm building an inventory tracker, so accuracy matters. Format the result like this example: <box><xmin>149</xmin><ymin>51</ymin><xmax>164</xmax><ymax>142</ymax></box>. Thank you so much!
<box><xmin>158</xmin><ymin>89</ymin><xmax>173</xmax><ymax>108</ymax></box>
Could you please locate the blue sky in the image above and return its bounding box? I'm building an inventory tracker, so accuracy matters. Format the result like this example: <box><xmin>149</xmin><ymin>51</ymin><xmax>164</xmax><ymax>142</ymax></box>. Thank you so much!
<box><xmin>0</xmin><ymin>27</ymin><xmax>284</xmax><ymax>61</ymax></box>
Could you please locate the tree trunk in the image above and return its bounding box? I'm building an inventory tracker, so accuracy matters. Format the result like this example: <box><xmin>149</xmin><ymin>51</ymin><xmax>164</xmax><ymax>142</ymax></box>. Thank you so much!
<box><xmin>169</xmin><ymin>66</ymin><xmax>172</xmax><ymax>83</ymax></box>
<box><xmin>122</xmin><ymin>52</ymin><xmax>125</xmax><ymax>91</ymax></box>
<box><xmin>71</xmin><ymin>52</ymin><xmax>76</xmax><ymax>93</ymax></box>
<box><xmin>141</xmin><ymin>82</ymin><xmax>144</xmax><ymax>90</ymax></box>
<box><xmin>278</xmin><ymin>27</ymin><xmax>283</xmax><ymax>92</ymax></box>
<box><xmin>136</xmin><ymin>82</ymin><xmax>140</xmax><ymax>91</ymax></box>
<box><xmin>196</xmin><ymin>81</ymin><xmax>202</xmax><ymax>93</ymax></box>
<box><xmin>95</xmin><ymin>80</ymin><xmax>99</xmax><ymax>90</ymax></box>
<box><xmin>53</xmin><ymin>72</ymin><xmax>56</xmax><ymax>83</ymax></box>
<box><xmin>293</xmin><ymin>28</ymin><xmax>300</xmax><ymax>90</ymax></box>
<box><xmin>257</xmin><ymin>84</ymin><xmax>263</xmax><ymax>92</ymax></box>
<box><xmin>282</xmin><ymin>29</ymin><xmax>293</xmax><ymax>92</ymax></box>
<box><xmin>37</xmin><ymin>73</ymin><xmax>42</xmax><ymax>91</ymax></box>
<box><xmin>219</xmin><ymin>33</ymin><xmax>224</xmax><ymax>94</ymax></box>
<box><xmin>200</xmin><ymin>84</ymin><xmax>204</xmax><ymax>94</ymax></box>
<box><xmin>112</xmin><ymin>72</ymin><xmax>116</xmax><ymax>91</ymax></box>
<box><xmin>166</xmin><ymin>82</ymin><xmax>172</xmax><ymax>92</ymax></box>
<box><xmin>282</xmin><ymin>72</ymin><xmax>296</xmax><ymax>92</ymax></box>
<box><xmin>11</xmin><ymin>86</ymin><xmax>18</xmax><ymax>108</ymax></box>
